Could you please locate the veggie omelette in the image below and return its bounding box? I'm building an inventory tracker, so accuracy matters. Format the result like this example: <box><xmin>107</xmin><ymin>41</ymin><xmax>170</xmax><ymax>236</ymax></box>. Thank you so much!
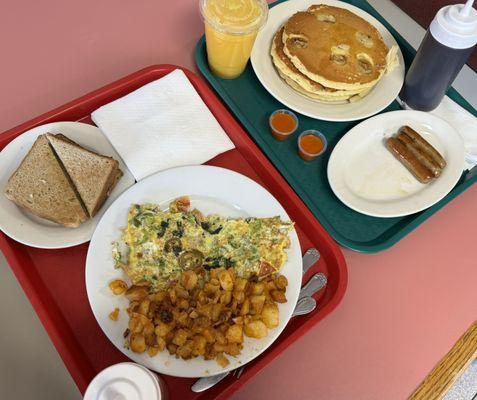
<box><xmin>113</xmin><ymin>197</ymin><xmax>294</xmax><ymax>290</ymax></box>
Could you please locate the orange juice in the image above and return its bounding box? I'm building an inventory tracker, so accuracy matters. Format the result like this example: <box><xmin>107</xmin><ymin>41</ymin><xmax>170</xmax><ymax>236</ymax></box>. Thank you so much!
<box><xmin>200</xmin><ymin>0</ymin><xmax>268</xmax><ymax>79</ymax></box>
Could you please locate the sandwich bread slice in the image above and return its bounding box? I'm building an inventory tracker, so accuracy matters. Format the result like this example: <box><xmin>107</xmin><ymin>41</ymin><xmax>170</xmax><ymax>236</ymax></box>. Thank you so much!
<box><xmin>46</xmin><ymin>133</ymin><xmax>123</xmax><ymax>217</ymax></box>
<box><xmin>4</xmin><ymin>135</ymin><xmax>88</xmax><ymax>227</ymax></box>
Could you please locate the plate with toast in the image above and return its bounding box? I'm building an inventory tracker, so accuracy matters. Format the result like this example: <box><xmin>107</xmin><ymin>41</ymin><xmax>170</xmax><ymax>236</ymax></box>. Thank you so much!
<box><xmin>0</xmin><ymin>121</ymin><xmax>135</xmax><ymax>248</ymax></box>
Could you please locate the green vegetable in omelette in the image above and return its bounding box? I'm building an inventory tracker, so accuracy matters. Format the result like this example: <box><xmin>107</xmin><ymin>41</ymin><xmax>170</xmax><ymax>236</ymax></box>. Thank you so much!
<box><xmin>116</xmin><ymin>197</ymin><xmax>294</xmax><ymax>290</ymax></box>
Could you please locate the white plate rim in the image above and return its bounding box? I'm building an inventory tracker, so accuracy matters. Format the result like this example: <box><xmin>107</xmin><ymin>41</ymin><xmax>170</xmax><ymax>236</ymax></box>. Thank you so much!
<box><xmin>85</xmin><ymin>165</ymin><xmax>302</xmax><ymax>378</ymax></box>
<box><xmin>327</xmin><ymin>110</ymin><xmax>465</xmax><ymax>217</ymax></box>
<box><xmin>250</xmin><ymin>0</ymin><xmax>405</xmax><ymax>122</ymax></box>
<box><xmin>0</xmin><ymin>121</ymin><xmax>135</xmax><ymax>249</ymax></box>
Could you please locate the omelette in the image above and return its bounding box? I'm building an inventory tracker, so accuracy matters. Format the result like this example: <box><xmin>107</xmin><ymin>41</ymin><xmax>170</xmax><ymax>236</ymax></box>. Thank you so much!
<box><xmin>112</xmin><ymin>198</ymin><xmax>294</xmax><ymax>290</ymax></box>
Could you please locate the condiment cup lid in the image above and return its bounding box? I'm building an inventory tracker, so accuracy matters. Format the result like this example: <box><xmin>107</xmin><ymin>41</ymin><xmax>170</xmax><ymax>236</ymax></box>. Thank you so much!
<box><xmin>200</xmin><ymin>0</ymin><xmax>269</xmax><ymax>35</ymax></box>
<box><xmin>269</xmin><ymin>109</ymin><xmax>299</xmax><ymax>135</ymax></box>
<box><xmin>84</xmin><ymin>362</ymin><xmax>163</xmax><ymax>400</ymax></box>
<box><xmin>298</xmin><ymin>130</ymin><xmax>328</xmax><ymax>157</ymax></box>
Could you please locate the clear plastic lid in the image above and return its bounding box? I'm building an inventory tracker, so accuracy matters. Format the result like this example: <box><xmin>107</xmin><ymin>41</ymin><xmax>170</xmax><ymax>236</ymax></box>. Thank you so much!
<box><xmin>430</xmin><ymin>0</ymin><xmax>477</xmax><ymax>49</ymax></box>
<box><xmin>200</xmin><ymin>0</ymin><xmax>268</xmax><ymax>35</ymax></box>
<box><xmin>84</xmin><ymin>363</ymin><xmax>162</xmax><ymax>400</ymax></box>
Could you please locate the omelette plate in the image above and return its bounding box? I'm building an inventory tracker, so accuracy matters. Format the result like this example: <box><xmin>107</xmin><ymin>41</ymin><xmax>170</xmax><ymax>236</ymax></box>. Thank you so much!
<box><xmin>251</xmin><ymin>0</ymin><xmax>405</xmax><ymax>121</ymax></box>
<box><xmin>86</xmin><ymin>165</ymin><xmax>302</xmax><ymax>378</ymax></box>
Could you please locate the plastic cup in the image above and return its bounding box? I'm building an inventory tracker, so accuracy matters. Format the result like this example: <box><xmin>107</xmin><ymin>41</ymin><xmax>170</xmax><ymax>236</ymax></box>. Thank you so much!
<box><xmin>297</xmin><ymin>130</ymin><xmax>328</xmax><ymax>161</ymax></box>
<box><xmin>84</xmin><ymin>362</ymin><xmax>167</xmax><ymax>400</ymax></box>
<box><xmin>200</xmin><ymin>0</ymin><xmax>268</xmax><ymax>79</ymax></box>
<box><xmin>269</xmin><ymin>109</ymin><xmax>298</xmax><ymax>141</ymax></box>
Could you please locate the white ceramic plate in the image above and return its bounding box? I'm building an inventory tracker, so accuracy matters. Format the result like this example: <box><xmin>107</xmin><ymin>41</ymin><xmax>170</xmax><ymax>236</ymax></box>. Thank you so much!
<box><xmin>250</xmin><ymin>0</ymin><xmax>405</xmax><ymax>121</ymax></box>
<box><xmin>85</xmin><ymin>165</ymin><xmax>301</xmax><ymax>378</ymax></box>
<box><xmin>0</xmin><ymin>121</ymin><xmax>135</xmax><ymax>248</ymax></box>
<box><xmin>327</xmin><ymin>110</ymin><xmax>465</xmax><ymax>217</ymax></box>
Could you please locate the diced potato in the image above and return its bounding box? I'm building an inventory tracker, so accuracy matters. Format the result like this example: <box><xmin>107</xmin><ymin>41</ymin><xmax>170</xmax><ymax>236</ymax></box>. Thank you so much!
<box><xmin>148</xmin><ymin>346</ymin><xmax>159</xmax><ymax>357</ymax></box>
<box><xmin>177</xmin><ymin>298</ymin><xmax>189</xmax><ymax>310</ymax></box>
<box><xmin>216</xmin><ymin>353</ymin><xmax>230</xmax><ymax>368</ymax></box>
<box><xmin>156</xmin><ymin>337</ymin><xmax>166</xmax><ymax>352</ymax></box>
<box><xmin>226</xmin><ymin>324</ymin><xmax>243</xmax><ymax>344</ymax></box>
<box><xmin>167</xmin><ymin>343</ymin><xmax>178</xmax><ymax>355</ymax></box>
<box><xmin>261</xmin><ymin>303</ymin><xmax>279</xmax><ymax>329</ymax></box>
<box><xmin>130</xmin><ymin>333</ymin><xmax>147</xmax><ymax>353</ymax></box>
<box><xmin>203</xmin><ymin>328</ymin><xmax>216</xmax><ymax>343</ymax></box>
<box><xmin>109</xmin><ymin>280</ymin><xmax>128</xmax><ymax>295</ymax></box>
<box><xmin>176</xmin><ymin>340</ymin><xmax>194</xmax><ymax>359</ymax></box>
<box><xmin>145</xmin><ymin>332</ymin><xmax>157</xmax><ymax>347</ymax></box>
<box><xmin>210</xmin><ymin>268</ymin><xmax>225</xmax><ymax>279</ymax></box>
<box><xmin>175</xmin><ymin>285</ymin><xmax>189</xmax><ymax>299</ymax></box>
<box><xmin>232</xmin><ymin>316</ymin><xmax>244</xmax><ymax>325</ymax></box>
<box><xmin>129</xmin><ymin>314</ymin><xmax>148</xmax><ymax>333</ymax></box>
<box><xmin>125</xmin><ymin>285</ymin><xmax>149</xmax><ymax>302</ymax></box>
<box><xmin>172</xmin><ymin>329</ymin><xmax>189</xmax><ymax>346</ymax></box>
<box><xmin>155</xmin><ymin>321</ymin><xmax>173</xmax><ymax>337</ymax></box>
<box><xmin>275</xmin><ymin>275</ymin><xmax>288</xmax><ymax>290</ymax></box>
<box><xmin>192</xmin><ymin>335</ymin><xmax>207</xmax><ymax>356</ymax></box>
<box><xmin>150</xmin><ymin>290</ymin><xmax>167</xmax><ymax>302</ymax></box>
<box><xmin>234</xmin><ymin>278</ymin><xmax>248</xmax><ymax>292</ymax></box>
<box><xmin>138</xmin><ymin>299</ymin><xmax>150</xmax><ymax>316</ymax></box>
<box><xmin>204</xmin><ymin>283</ymin><xmax>220</xmax><ymax>295</ymax></box>
<box><xmin>211</xmin><ymin>303</ymin><xmax>223</xmax><ymax>322</ymax></box>
<box><xmin>240</xmin><ymin>297</ymin><xmax>250</xmax><ymax>316</ymax></box>
<box><xmin>250</xmin><ymin>282</ymin><xmax>265</xmax><ymax>295</ymax></box>
<box><xmin>270</xmin><ymin>290</ymin><xmax>287</xmax><ymax>303</ymax></box>
<box><xmin>250</xmin><ymin>295</ymin><xmax>266</xmax><ymax>314</ymax></box>
<box><xmin>220</xmin><ymin>290</ymin><xmax>232</xmax><ymax>305</ymax></box>
<box><xmin>244</xmin><ymin>320</ymin><xmax>268</xmax><ymax>339</ymax></box>
<box><xmin>213</xmin><ymin>342</ymin><xmax>227</xmax><ymax>353</ymax></box>
<box><xmin>143</xmin><ymin>321</ymin><xmax>155</xmax><ymax>336</ymax></box>
<box><xmin>215</xmin><ymin>331</ymin><xmax>226</xmax><ymax>345</ymax></box>
<box><xmin>219</xmin><ymin>270</ymin><xmax>234</xmax><ymax>291</ymax></box>
<box><xmin>181</xmin><ymin>270</ymin><xmax>198</xmax><ymax>290</ymax></box>
<box><xmin>233</xmin><ymin>290</ymin><xmax>245</xmax><ymax>303</ymax></box>
<box><xmin>265</xmin><ymin>281</ymin><xmax>277</xmax><ymax>291</ymax></box>
<box><xmin>226</xmin><ymin>343</ymin><xmax>241</xmax><ymax>356</ymax></box>
<box><xmin>109</xmin><ymin>308</ymin><xmax>119</xmax><ymax>321</ymax></box>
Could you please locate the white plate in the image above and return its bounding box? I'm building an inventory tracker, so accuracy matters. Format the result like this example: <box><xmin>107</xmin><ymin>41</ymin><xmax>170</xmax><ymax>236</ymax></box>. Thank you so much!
<box><xmin>85</xmin><ymin>165</ymin><xmax>301</xmax><ymax>378</ymax></box>
<box><xmin>250</xmin><ymin>0</ymin><xmax>405</xmax><ymax>121</ymax></box>
<box><xmin>0</xmin><ymin>121</ymin><xmax>135</xmax><ymax>248</ymax></box>
<box><xmin>327</xmin><ymin>110</ymin><xmax>465</xmax><ymax>217</ymax></box>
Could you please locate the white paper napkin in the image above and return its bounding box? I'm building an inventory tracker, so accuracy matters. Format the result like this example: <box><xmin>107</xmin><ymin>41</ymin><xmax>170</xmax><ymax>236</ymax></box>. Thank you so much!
<box><xmin>91</xmin><ymin>69</ymin><xmax>235</xmax><ymax>181</ymax></box>
<box><xmin>430</xmin><ymin>96</ymin><xmax>477</xmax><ymax>170</ymax></box>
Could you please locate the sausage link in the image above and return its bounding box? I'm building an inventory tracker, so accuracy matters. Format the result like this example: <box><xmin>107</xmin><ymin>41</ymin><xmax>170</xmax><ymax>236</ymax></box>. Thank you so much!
<box><xmin>397</xmin><ymin>133</ymin><xmax>442</xmax><ymax>178</ymax></box>
<box><xmin>385</xmin><ymin>137</ymin><xmax>434</xmax><ymax>184</ymax></box>
<box><xmin>399</xmin><ymin>126</ymin><xmax>446</xmax><ymax>169</ymax></box>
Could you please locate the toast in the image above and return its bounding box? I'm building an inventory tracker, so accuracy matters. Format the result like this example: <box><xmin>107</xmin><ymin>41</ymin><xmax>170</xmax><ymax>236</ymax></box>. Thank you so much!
<box><xmin>46</xmin><ymin>133</ymin><xmax>123</xmax><ymax>217</ymax></box>
<box><xmin>4</xmin><ymin>135</ymin><xmax>88</xmax><ymax>227</ymax></box>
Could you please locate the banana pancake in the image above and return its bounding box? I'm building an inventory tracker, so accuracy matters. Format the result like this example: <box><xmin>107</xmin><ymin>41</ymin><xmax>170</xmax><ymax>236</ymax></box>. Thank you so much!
<box><xmin>282</xmin><ymin>5</ymin><xmax>396</xmax><ymax>91</ymax></box>
<box><xmin>271</xmin><ymin>26</ymin><xmax>370</xmax><ymax>102</ymax></box>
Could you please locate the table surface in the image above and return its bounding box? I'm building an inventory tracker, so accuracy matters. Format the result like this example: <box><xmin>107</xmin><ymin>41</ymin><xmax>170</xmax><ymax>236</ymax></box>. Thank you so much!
<box><xmin>1</xmin><ymin>1</ymin><xmax>476</xmax><ymax>399</ymax></box>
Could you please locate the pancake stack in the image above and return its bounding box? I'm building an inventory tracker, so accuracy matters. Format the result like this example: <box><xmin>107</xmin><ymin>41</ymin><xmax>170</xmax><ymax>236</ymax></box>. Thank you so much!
<box><xmin>271</xmin><ymin>4</ymin><xmax>399</xmax><ymax>103</ymax></box>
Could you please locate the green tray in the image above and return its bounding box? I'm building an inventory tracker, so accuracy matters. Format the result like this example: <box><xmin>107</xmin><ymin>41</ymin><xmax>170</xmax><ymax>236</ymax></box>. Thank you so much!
<box><xmin>195</xmin><ymin>0</ymin><xmax>477</xmax><ymax>253</ymax></box>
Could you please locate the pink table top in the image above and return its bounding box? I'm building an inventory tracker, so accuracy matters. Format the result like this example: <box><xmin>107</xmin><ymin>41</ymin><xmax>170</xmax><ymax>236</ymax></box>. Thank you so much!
<box><xmin>1</xmin><ymin>1</ymin><xmax>476</xmax><ymax>399</ymax></box>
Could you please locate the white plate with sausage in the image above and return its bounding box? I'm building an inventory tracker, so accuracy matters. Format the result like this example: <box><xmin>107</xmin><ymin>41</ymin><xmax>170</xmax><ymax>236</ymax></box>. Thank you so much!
<box><xmin>327</xmin><ymin>110</ymin><xmax>465</xmax><ymax>217</ymax></box>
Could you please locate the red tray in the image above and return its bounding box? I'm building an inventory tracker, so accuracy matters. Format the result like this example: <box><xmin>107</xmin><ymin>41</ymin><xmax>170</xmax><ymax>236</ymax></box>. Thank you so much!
<box><xmin>0</xmin><ymin>65</ymin><xmax>347</xmax><ymax>399</ymax></box>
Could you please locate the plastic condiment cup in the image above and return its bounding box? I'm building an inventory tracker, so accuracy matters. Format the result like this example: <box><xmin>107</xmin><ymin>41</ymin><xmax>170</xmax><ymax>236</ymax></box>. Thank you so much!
<box><xmin>84</xmin><ymin>362</ymin><xmax>167</xmax><ymax>400</ymax></box>
<box><xmin>269</xmin><ymin>109</ymin><xmax>299</xmax><ymax>141</ymax></box>
<box><xmin>297</xmin><ymin>130</ymin><xmax>328</xmax><ymax>161</ymax></box>
<box><xmin>200</xmin><ymin>0</ymin><xmax>268</xmax><ymax>79</ymax></box>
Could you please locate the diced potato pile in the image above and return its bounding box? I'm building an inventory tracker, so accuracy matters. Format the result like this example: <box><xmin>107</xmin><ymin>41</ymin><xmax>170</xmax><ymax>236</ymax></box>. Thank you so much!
<box><xmin>109</xmin><ymin>267</ymin><xmax>288</xmax><ymax>367</ymax></box>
